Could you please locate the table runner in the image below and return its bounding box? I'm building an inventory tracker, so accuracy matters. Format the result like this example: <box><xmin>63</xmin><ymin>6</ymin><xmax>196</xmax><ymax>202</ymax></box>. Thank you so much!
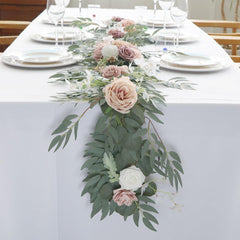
<box><xmin>0</xmin><ymin>8</ymin><xmax>240</xmax><ymax>240</ymax></box>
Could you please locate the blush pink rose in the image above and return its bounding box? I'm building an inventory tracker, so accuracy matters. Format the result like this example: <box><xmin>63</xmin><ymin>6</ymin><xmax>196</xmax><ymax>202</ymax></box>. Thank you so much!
<box><xmin>93</xmin><ymin>42</ymin><xmax>105</xmax><ymax>60</ymax></box>
<box><xmin>113</xmin><ymin>40</ymin><xmax>138</xmax><ymax>50</ymax></box>
<box><xmin>103</xmin><ymin>76</ymin><xmax>137</xmax><ymax>114</ymax></box>
<box><xmin>102</xmin><ymin>65</ymin><xmax>122</xmax><ymax>78</ymax></box>
<box><xmin>112</xmin><ymin>16</ymin><xmax>124</xmax><ymax>22</ymax></box>
<box><xmin>102</xmin><ymin>65</ymin><xmax>129</xmax><ymax>78</ymax></box>
<box><xmin>113</xmin><ymin>188</ymin><xmax>138</xmax><ymax>206</ymax></box>
<box><xmin>120</xmin><ymin>65</ymin><xmax>129</xmax><ymax>74</ymax></box>
<box><xmin>133</xmin><ymin>49</ymin><xmax>143</xmax><ymax>59</ymax></box>
<box><xmin>108</xmin><ymin>28</ymin><xmax>125</xmax><ymax>39</ymax></box>
<box><xmin>121</xmin><ymin>19</ymin><xmax>135</xmax><ymax>28</ymax></box>
<box><xmin>119</xmin><ymin>46</ymin><xmax>136</xmax><ymax>61</ymax></box>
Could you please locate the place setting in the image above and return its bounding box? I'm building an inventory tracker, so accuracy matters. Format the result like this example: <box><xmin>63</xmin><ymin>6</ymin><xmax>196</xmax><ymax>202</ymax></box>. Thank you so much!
<box><xmin>149</xmin><ymin>29</ymin><xmax>198</xmax><ymax>44</ymax></box>
<box><xmin>1</xmin><ymin>48</ymin><xmax>78</xmax><ymax>69</ymax></box>
<box><xmin>158</xmin><ymin>51</ymin><xmax>231</xmax><ymax>72</ymax></box>
<box><xmin>2</xmin><ymin>0</ymin><xmax>81</xmax><ymax>69</ymax></box>
<box><xmin>30</xmin><ymin>30</ymin><xmax>94</xmax><ymax>44</ymax></box>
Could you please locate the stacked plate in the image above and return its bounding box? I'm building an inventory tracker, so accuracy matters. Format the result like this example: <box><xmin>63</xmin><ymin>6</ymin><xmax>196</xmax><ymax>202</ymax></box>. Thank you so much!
<box><xmin>1</xmin><ymin>49</ymin><xmax>77</xmax><ymax>68</ymax></box>
<box><xmin>142</xmin><ymin>17</ymin><xmax>176</xmax><ymax>28</ymax></box>
<box><xmin>159</xmin><ymin>52</ymin><xmax>231</xmax><ymax>72</ymax></box>
<box><xmin>42</xmin><ymin>17</ymin><xmax>77</xmax><ymax>26</ymax></box>
<box><xmin>31</xmin><ymin>31</ymin><xmax>94</xmax><ymax>44</ymax></box>
<box><xmin>151</xmin><ymin>30</ymin><xmax>197</xmax><ymax>44</ymax></box>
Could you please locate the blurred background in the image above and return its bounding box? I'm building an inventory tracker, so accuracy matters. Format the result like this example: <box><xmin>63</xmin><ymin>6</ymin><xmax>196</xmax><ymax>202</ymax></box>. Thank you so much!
<box><xmin>0</xmin><ymin>0</ymin><xmax>238</xmax><ymax>22</ymax></box>
<box><xmin>0</xmin><ymin>0</ymin><xmax>238</xmax><ymax>52</ymax></box>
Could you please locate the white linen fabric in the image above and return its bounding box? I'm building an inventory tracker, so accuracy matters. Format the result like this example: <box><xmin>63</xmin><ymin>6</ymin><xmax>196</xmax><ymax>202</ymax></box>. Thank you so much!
<box><xmin>0</xmin><ymin>8</ymin><xmax>240</xmax><ymax>240</ymax></box>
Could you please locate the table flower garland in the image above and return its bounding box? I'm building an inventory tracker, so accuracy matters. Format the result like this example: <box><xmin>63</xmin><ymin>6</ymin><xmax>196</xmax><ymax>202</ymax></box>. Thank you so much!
<box><xmin>49</xmin><ymin>17</ymin><xmax>193</xmax><ymax>231</ymax></box>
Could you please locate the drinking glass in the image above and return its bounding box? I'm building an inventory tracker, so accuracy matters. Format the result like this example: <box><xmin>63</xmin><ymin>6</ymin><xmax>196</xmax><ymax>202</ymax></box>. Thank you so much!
<box><xmin>79</xmin><ymin>0</ymin><xmax>82</xmax><ymax>15</ymax></box>
<box><xmin>153</xmin><ymin>0</ymin><xmax>158</xmax><ymax>17</ymax></box>
<box><xmin>170</xmin><ymin>0</ymin><xmax>188</xmax><ymax>49</ymax></box>
<box><xmin>47</xmin><ymin>0</ymin><xmax>65</xmax><ymax>48</ymax></box>
<box><xmin>59</xmin><ymin>0</ymin><xmax>70</xmax><ymax>46</ymax></box>
<box><xmin>158</xmin><ymin>0</ymin><xmax>175</xmax><ymax>50</ymax></box>
<box><xmin>158</xmin><ymin>0</ymin><xmax>175</xmax><ymax>30</ymax></box>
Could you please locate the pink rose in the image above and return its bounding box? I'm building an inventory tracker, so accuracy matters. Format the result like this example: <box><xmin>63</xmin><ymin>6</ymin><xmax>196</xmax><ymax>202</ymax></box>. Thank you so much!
<box><xmin>93</xmin><ymin>42</ymin><xmax>105</xmax><ymax>60</ymax></box>
<box><xmin>120</xmin><ymin>65</ymin><xmax>129</xmax><ymax>74</ymax></box>
<box><xmin>112</xmin><ymin>16</ymin><xmax>124</xmax><ymax>22</ymax></box>
<box><xmin>102</xmin><ymin>65</ymin><xmax>129</xmax><ymax>78</ymax></box>
<box><xmin>133</xmin><ymin>49</ymin><xmax>143</xmax><ymax>59</ymax></box>
<box><xmin>113</xmin><ymin>40</ymin><xmax>138</xmax><ymax>50</ymax></box>
<box><xmin>113</xmin><ymin>188</ymin><xmax>138</xmax><ymax>206</ymax></box>
<box><xmin>108</xmin><ymin>28</ymin><xmax>125</xmax><ymax>39</ymax></box>
<box><xmin>102</xmin><ymin>65</ymin><xmax>122</xmax><ymax>78</ymax></box>
<box><xmin>119</xmin><ymin>46</ymin><xmax>136</xmax><ymax>61</ymax></box>
<box><xmin>103</xmin><ymin>76</ymin><xmax>137</xmax><ymax>114</ymax></box>
<box><xmin>121</xmin><ymin>19</ymin><xmax>135</xmax><ymax>28</ymax></box>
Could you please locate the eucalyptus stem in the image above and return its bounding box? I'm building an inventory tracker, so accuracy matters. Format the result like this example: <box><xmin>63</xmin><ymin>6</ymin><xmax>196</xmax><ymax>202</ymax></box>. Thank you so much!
<box><xmin>145</xmin><ymin>116</ymin><xmax>168</xmax><ymax>156</ymax></box>
<box><xmin>135</xmin><ymin>201</ymin><xmax>143</xmax><ymax>217</ymax></box>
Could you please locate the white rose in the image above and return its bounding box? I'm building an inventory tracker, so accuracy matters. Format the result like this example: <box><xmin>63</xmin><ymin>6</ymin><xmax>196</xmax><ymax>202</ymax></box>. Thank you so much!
<box><xmin>101</xmin><ymin>44</ymin><xmax>119</xmax><ymax>59</ymax></box>
<box><xmin>119</xmin><ymin>166</ymin><xmax>145</xmax><ymax>191</ymax></box>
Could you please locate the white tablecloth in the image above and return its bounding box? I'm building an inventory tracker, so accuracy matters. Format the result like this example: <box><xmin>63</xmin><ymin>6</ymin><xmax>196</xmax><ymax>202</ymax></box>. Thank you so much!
<box><xmin>0</xmin><ymin>8</ymin><xmax>240</xmax><ymax>240</ymax></box>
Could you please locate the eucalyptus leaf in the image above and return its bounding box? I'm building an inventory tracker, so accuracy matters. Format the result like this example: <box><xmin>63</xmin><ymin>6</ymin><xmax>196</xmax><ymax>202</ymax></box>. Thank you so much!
<box><xmin>143</xmin><ymin>212</ymin><xmax>159</xmax><ymax>224</ymax></box>
<box><xmin>140</xmin><ymin>204</ymin><xmax>159</xmax><ymax>213</ymax></box>
<box><xmin>143</xmin><ymin>217</ymin><xmax>157</xmax><ymax>231</ymax></box>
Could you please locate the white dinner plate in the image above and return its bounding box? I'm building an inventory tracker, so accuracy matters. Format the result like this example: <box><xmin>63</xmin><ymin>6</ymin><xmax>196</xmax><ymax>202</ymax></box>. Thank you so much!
<box><xmin>159</xmin><ymin>55</ymin><xmax>231</xmax><ymax>72</ymax></box>
<box><xmin>150</xmin><ymin>30</ymin><xmax>197</xmax><ymax>44</ymax></box>
<box><xmin>1</xmin><ymin>49</ymin><xmax>78</xmax><ymax>69</ymax></box>
<box><xmin>31</xmin><ymin>31</ymin><xmax>94</xmax><ymax>44</ymax></box>
<box><xmin>16</xmin><ymin>49</ymin><xmax>72</xmax><ymax>64</ymax></box>
<box><xmin>161</xmin><ymin>52</ymin><xmax>221</xmax><ymax>67</ymax></box>
<box><xmin>141</xmin><ymin>17</ymin><xmax>176</xmax><ymax>28</ymax></box>
<box><xmin>42</xmin><ymin>17</ymin><xmax>77</xmax><ymax>25</ymax></box>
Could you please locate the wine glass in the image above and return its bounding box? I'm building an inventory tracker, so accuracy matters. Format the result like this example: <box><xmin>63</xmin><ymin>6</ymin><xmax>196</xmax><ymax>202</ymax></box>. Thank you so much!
<box><xmin>170</xmin><ymin>0</ymin><xmax>188</xmax><ymax>50</ymax></box>
<box><xmin>47</xmin><ymin>0</ymin><xmax>65</xmax><ymax>48</ymax></box>
<box><xmin>158</xmin><ymin>0</ymin><xmax>175</xmax><ymax>50</ymax></box>
<box><xmin>153</xmin><ymin>0</ymin><xmax>158</xmax><ymax>17</ymax></box>
<box><xmin>79</xmin><ymin>0</ymin><xmax>82</xmax><ymax>16</ymax></box>
<box><xmin>58</xmin><ymin>0</ymin><xmax>70</xmax><ymax>46</ymax></box>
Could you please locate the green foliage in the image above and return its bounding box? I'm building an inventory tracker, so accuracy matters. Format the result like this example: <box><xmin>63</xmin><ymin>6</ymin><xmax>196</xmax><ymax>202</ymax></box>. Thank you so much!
<box><xmin>123</xmin><ymin>24</ymin><xmax>152</xmax><ymax>46</ymax></box>
<box><xmin>103</xmin><ymin>152</ymin><xmax>119</xmax><ymax>183</ymax></box>
<box><xmin>48</xmin><ymin>17</ymin><xmax>188</xmax><ymax>232</ymax></box>
<box><xmin>72</xmin><ymin>17</ymin><xmax>99</xmax><ymax>28</ymax></box>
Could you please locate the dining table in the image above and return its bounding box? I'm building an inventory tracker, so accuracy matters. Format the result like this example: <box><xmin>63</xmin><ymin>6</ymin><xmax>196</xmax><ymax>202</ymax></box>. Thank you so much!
<box><xmin>0</xmin><ymin>8</ymin><xmax>240</xmax><ymax>240</ymax></box>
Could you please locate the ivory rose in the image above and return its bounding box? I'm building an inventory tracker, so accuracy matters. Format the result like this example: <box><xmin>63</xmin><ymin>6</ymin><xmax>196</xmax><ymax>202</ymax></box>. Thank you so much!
<box><xmin>102</xmin><ymin>76</ymin><xmax>137</xmax><ymax>114</ymax></box>
<box><xmin>119</xmin><ymin>166</ymin><xmax>145</xmax><ymax>191</ymax></box>
<box><xmin>102</xmin><ymin>65</ymin><xmax>128</xmax><ymax>78</ymax></box>
<box><xmin>101</xmin><ymin>44</ymin><xmax>119</xmax><ymax>59</ymax></box>
<box><xmin>113</xmin><ymin>189</ymin><xmax>138</xmax><ymax>206</ymax></box>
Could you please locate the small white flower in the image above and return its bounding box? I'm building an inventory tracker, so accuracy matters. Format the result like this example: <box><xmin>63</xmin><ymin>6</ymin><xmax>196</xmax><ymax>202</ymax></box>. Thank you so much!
<box><xmin>119</xmin><ymin>166</ymin><xmax>145</xmax><ymax>191</ymax></box>
<box><xmin>135</xmin><ymin>58</ymin><xmax>158</xmax><ymax>76</ymax></box>
<box><xmin>102</xmin><ymin>36</ymin><xmax>114</xmax><ymax>43</ymax></box>
<box><xmin>101</xmin><ymin>44</ymin><xmax>119</xmax><ymax>59</ymax></box>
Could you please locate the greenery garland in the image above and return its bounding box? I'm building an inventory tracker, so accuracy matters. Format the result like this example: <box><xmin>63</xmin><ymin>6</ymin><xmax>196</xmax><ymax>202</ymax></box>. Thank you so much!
<box><xmin>49</xmin><ymin>17</ymin><xmax>194</xmax><ymax>231</ymax></box>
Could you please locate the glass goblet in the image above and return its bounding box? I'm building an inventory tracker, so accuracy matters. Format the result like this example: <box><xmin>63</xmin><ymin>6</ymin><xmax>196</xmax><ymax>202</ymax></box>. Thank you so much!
<box><xmin>170</xmin><ymin>0</ymin><xmax>188</xmax><ymax>50</ymax></box>
<box><xmin>47</xmin><ymin>0</ymin><xmax>65</xmax><ymax>48</ymax></box>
